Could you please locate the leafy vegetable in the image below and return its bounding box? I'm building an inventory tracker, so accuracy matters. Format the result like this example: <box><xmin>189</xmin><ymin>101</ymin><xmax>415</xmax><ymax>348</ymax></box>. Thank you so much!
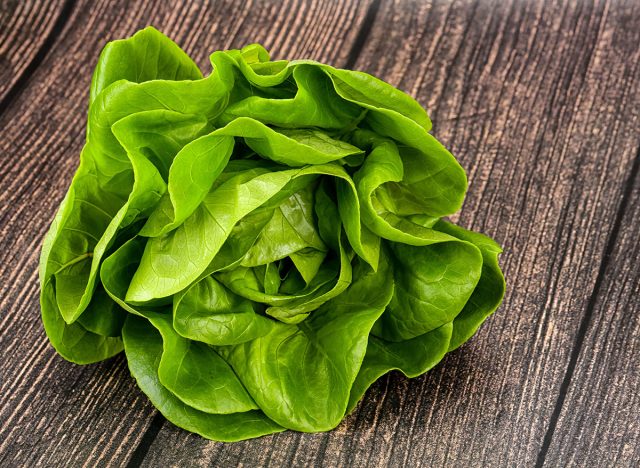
<box><xmin>40</xmin><ymin>27</ymin><xmax>505</xmax><ymax>441</ymax></box>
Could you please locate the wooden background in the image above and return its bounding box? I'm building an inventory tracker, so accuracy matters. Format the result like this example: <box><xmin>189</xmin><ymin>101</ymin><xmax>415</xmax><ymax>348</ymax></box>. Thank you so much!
<box><xmin>1</xmin><ymin>0</ymin><xmax>638</xmax><ymax>466</ymax></box>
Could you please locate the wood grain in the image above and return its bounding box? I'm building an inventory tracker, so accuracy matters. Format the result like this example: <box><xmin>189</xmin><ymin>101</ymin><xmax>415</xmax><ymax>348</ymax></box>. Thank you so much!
<box><xmin>0</xmin><ymin>0</ymin><xmax>374</xmax><ymax>466</ymax></box>
<box><xmin>0</xmin><ymin>0</ymin><xmax>70</xmax><ymax>105</ymax></box>
<box><xmin>0</xmin><ymin>0</ymin><xmax>638</xmax><ymax>466</ymax></box>
<box><xmin>543</xmin><ymin>156</ymin><xmax>640</xmax><ymax>466</ymax></box>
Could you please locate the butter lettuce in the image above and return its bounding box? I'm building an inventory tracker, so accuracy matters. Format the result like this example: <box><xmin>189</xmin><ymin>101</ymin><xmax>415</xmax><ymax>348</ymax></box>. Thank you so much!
<box><xmin>40</xmin><ymin>27</ymin><xmax>505</xmax><ymax>441</ymax></box>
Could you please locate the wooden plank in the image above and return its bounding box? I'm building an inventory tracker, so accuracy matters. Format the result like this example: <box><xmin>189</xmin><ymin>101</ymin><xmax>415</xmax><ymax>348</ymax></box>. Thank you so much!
<box><xmin>0</xmin><ymin>0</ymin><xmax>374</xmax><ymax>466</ymax></box>
<box><xmin>0</xmin><ymin>0</ymin><xmax>70</xmax><ymax>104</ymax></box>
<box><xmin>139</xmin><ymin>0</ymin><xmax>640</xmax><ymax>466</ymax></box>
<box><xmin>543</xmin><ymin>157</ymin><xmax>640</xmax><ymax>466</ymax></box>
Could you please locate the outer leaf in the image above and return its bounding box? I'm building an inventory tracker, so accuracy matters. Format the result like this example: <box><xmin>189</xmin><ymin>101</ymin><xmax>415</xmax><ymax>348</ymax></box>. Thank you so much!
<box><xmin>41</xmin><ymin>277</ymin><xmax>123</xmax><ymax>364</ymax></box>
<box><xmin>90</xmin><ymin>26</ymin><xmax>202</xmax><ymax>104</ymax></box>
<box><xmin>347</xmin><ymin>323</ymin><xmax>453</xmax><ymax>412</ymax></box>
<box><xmin>219</xmin><ymin>65</ymin><xmax>362</xmax><ymax>129</ymax></box>
<box><xmin>148</xmin><ymin>313</ymin><xmax>259</xmax><ymax>414</ymax></box>
<box><xmin>321</xmin><ymin>66</ymin><xmax>431</xmax><ymax>130</ymax></box>
<box><xmin>40</xmin><ymin>28</ymin><xmax>227</xmax><ymax>329</ymax></box>
<box><xmin>371</xmin><ymin>240</ymin><xmax>483</xmax><ymax>341</ymax></box>
<box><xmin>435</xmin><ymin>220</ymin><xmax>506</xmax><ymax>351</ymax></box>
<box><xmin>53</xmin><ymin>110</ymin><xmax>208</xmax><ymax>324</ymax></box>
<box><xmin>122</xmin><ymin>315</ymin><xmax>284</xmax><ymax>441</ymax></box>
<box><xmin>351</xmin><ymin>131</ymin><xmax>461</xmax><ymax>242</ymax></box>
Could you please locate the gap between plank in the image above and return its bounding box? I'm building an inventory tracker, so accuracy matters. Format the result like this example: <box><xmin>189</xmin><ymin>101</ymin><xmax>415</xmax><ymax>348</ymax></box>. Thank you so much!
<box><xmin>344</xmin><ymin>0</ymin><xmax>381</xmax><ymax>69</ymax></box>
<box><xmin>0</xmin><ymin>0</ymin><xmax>76</xmax><ymax>117</ymax></box>
<box><xmin>123</xmin><ymin>2</ymin><xmax>381</xmax><ymax>462</ymax></box>
<box><xmin>535</xmin><ymin>143</ymin><xmax>640</xmax><ymax>468</ymax></box>
<box><xmin>125</xmin><ymin>412</ymin><xmax>166</xmax><ymax>468</ymax></box>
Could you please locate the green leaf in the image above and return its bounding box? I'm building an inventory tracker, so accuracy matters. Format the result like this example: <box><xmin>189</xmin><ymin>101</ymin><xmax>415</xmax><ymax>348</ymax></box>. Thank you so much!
<box><xmin>140</xmin><ymin>133</ymin><xmax>234</xmax><ymax>237</ymax></box>
<box><xmin>122</xmin><ymin>315</ymin><xmax>284</xmax><ymax>441</ymax></box>
<box><xmin>351</xmin><ymin>130</ymin><xmax>464</xmax><ymax>240</ymax></box>
<box><xmin>219</xmin><ymin>65</ymin><xmax>362</xmax><ymax>129</ymax></box>
<box><xmin>434</xmin><ymin>221</ymin><xmax>506</xmax><ymax>351</ymax></box>
<box><xmin>127</xmin><ymin>164</ymin><xmax>354</xmax><ymax>302</ymax></box>
<box><xmin>148</xmin><ymin>313</ymin><xmax>259</xmax><ymax>414</ymax></box>
<box><xmin>220</xmin><ymin>254</ymin><xmax>394</xmax><ymax>431</ymax></box>
<box><xmin>348</xmin><ymin>323</ymin><xmax>453</xmax><ymax>412</ymax></box>
<box><xmin>324</xmin><ymin>66</ymin><xmax>430</xmax><ymax>128</ymax></box>
<box><xmin>76</xmin><ymin>286</ymin><xmax>126</xmax><ymax>337</ymax></box>
<box><xmin>173</xmin><ymin>276</ymin><xmax>276</xmax><ymax>345</ymax></box>
<box><xmin>41</xmin><ymin>278</ymin><xmax>123</xmax><ymax>364</ymax></box>
<box><xmin>371</xmin><ymin>239</ymin><xmax>483</xmax><ymax>341</ymax></box>
<box><xmin>90</xmin><ymin>26</ymin><xmax>203</xmax><ymax>104</ymax></box>
<box><xmin>50</xmin><ymin>110</ymin><xmax>208</xmax><ymax>324</ymax></box>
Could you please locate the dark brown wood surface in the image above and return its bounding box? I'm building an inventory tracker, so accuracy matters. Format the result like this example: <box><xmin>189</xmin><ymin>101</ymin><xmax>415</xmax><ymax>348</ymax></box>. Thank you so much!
<box><xmin>0</xmin><ymin>0</ymin><xmax>70</xmax><ymax>103</ymax></box>
<box><xmin>0</xmin><ymin>0</ymin><xmax>638</xmax><ymax>467</ymax></box>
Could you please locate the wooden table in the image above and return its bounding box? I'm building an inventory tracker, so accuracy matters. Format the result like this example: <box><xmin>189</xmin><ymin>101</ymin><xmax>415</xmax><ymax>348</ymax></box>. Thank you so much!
<box><xmin>1</xmin><ymin>0</ymin><xmax>638</xmax><ymax>466</ymax></box>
